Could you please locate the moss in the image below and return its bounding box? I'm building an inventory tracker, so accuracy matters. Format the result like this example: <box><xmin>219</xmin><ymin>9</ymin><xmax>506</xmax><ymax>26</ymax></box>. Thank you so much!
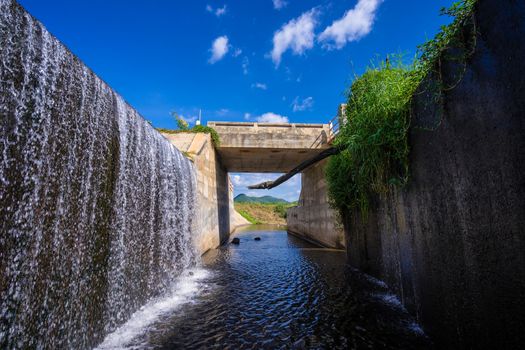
<box><xmin>157</xmin><ymin>125</ymin><xmax>221</xmax><ymax>147</ymax></box>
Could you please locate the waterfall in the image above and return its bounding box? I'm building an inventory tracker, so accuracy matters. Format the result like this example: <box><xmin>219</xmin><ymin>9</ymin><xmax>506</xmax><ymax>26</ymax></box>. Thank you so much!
<box><xmin>0</xmin><ymin>0</ymin><xmax>198</xmax><ymax>348</ymax></box>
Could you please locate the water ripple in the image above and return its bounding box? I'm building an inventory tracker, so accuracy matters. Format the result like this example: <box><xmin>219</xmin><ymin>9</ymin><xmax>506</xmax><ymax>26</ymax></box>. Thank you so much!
<box><xmin>108</xmin><ymin>227</ymin><xmax>432</xmax><ymax>349</ymax></box>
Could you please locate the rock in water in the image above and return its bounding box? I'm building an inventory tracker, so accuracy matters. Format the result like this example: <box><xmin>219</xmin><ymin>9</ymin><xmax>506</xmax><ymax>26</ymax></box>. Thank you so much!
<box><xmin>231</xmin><ymin>238</ymin><xmax>240</xmax><ymax>244</ymax></box>
<box><xmin>254</xmin><ymin>237</ymin><xmax>261</xmax><ymax>241</ymax></box>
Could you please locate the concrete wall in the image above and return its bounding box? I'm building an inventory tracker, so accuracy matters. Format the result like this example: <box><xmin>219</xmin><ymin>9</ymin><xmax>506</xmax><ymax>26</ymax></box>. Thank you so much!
<box><xmin>162</xmin><ymin>133</ymin><xmax>249</xmax><ymax>253</ymax></box>
<box><xmin>343</xmin><ymin>1</ymin><xmax>525</xmax><ymax>348</ymax></box>
<box><xmin>229</xmin><ymin>180</ymin><xmax>250</xmax><ymax>233</ymax></box>
<box><xmin>287</xmin><ymin>159</ymin><xmax>345</xmax><ymax>249</ymax></box>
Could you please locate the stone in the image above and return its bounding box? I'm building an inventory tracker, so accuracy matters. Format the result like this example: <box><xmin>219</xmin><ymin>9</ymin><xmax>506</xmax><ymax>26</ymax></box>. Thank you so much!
<box><xmin>254</xmin><ymin>237</ymin><xmax>261</xmax><ymax>241</ymax></box>
<box><xmin>231</xmin><ymin>237</ymin><xmax>240</xmax><ymax>244</ymax></box>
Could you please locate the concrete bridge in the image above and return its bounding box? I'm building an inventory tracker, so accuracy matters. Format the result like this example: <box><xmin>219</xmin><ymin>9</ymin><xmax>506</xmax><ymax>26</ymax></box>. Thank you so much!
<box><xmin>207</xmin><ymin>121</ymin><xmax>331</xmax><ymax>172</ymax></box>
<box><xmin>162</xmin><ymin>120</ymin><xmax>345</xmax><ymax>253</ymax></box>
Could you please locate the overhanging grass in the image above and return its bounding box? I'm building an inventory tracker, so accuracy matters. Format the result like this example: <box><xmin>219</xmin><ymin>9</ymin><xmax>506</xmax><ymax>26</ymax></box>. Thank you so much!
<box><xmin>325</xmin><ymin>0</ymin><xmax>477</xmax><ymax>216</ymax></box>
<box><xmin>326</xmin><ymin>61</ymin><xmax>419</xmax><ymax>214</ymax></box>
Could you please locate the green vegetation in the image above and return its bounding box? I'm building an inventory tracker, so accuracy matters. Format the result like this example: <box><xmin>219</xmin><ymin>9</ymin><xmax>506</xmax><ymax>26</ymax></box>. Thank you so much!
<box><xmin>234</xmin><ymin>197</ymin><xmax>297</xmax><ymax>225</ymax></box>
<box><xmin>326</xmin><ymin>0</ymin><xmax>477</xmax><ymax>216</ymax></box>
<box><xmin>273</xmin><ymin>203</ymin><xmax>288</xmax><ymax>219</ymax></box>
<box><xmin>234</xmin><ymin>194</ymin><xmax>289</xmax><ymax>204</ymax></box>
<box><xmin>157</xmin><ymin>123</ymin><xmax>221</xmax><ymax>147</ymax></box>
<box><xmin>237</xmin><ymin>207</ymin><xmax>261</xmax><ymax>224</ymax></box>
<box><xmin>191</xmin><ymin>125</ymin><xmax>221</xmax><ymax>147</ymax></box>
<box><xmin>417</xmin><ymin>0</ymin><xmax>478</xmax><ymax>77</ymax></box>
<box><xmin>326</xmin><ymin>60</ymin><xmax>418</xmax><ymax>214</ymax></box>
<box><xmin>172</xmin><ymin>112</ymin><xmax>189</xmax><ymax>131</ymax></box>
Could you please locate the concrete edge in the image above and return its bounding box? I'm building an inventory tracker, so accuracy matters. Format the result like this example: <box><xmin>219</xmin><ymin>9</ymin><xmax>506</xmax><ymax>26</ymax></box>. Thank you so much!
<box><xmin>287</xmin><ymin>229</ymin><xmax>345</xmax><ymax>251</ymax></box>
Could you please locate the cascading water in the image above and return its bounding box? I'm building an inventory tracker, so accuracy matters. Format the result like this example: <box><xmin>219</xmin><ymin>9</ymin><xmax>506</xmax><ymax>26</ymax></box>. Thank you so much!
<box><xmin>0</xmin><ymin>0</ymin><xmax>198</xmax><ymax>348</ymax></box>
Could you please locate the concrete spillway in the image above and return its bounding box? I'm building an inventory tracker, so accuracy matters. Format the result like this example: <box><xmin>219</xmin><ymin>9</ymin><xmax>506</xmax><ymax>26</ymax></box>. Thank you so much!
<box><xmin>0</xmin><ymin>1</ymin><xmax>197</xmax><ymax>348</ymax></box>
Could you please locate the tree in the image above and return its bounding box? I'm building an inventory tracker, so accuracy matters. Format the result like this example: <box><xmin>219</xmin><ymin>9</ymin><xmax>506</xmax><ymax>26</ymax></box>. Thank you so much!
<box><xmin>171</xmin><ymin>111</ymin><xmax>189</xmax><ymax>131</ymax></box>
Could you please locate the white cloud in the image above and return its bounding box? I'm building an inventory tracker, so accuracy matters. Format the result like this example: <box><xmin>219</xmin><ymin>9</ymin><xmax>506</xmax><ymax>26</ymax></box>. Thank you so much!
<box><xmin>215</xmin><ymin>5</ymin><xmax>227</xmax><ymax>17</ymax></box>
<box><xmin>231</xmin><ymin>173</ymin><xmax>279</xmax><ymax>188</ymax></box>
<box><xmin>272</xmin><ymin>0</ymin><xmax>288</xmax><ymax>10</ymax></box>
<box><xmin>256</xmin><ymin>112</ymin><xmax>289</xmax><ymax>123</ymax></box>
<box><xmin>244</xmin><ymin>113</ymin><xmax>252</xmax><ymax>120</ymax></box>
<box><xmin>318</xmin><ymin>0</ymin><xmax>382</xmax><ymax>49</ymax></box>
<box><xmin>270</xmin><ymin>9</ymin><xmax>318</xmax><ymax>66</ymax></box>
<box><xmin>180</xmin><ymin>114</ymin><xmax>198</xmax><ymax>124</ymax></box>
<box><xmin>206</xmin><ymin>4</ymin><xmax>227</xmax><ymax>17</ymax></box>
<box><xmin>216</xmin><ymin>108</ymin><xmax>229</xmax><ymax>116</ymax></box>
<box><xmin>232</xmin><ymin>174</ymin><xmax>243</xmax><ymax>186</ymax></box>
<box><xmin>231</xmin><ymin>173</ymin><xmax>301</xmax><ymax>202</ymax></box>
<box><xmin>242</xmin><ymin>57</ymin><xmax>249</xmax><ymax>75</ymax></box>
<box><xmin>209</xmin><ymin>35</ymin><xmax>229</xmax><ymax>64</ymax></box>
<box><xmin>232</xmin><ymin>48</ymin><xmax>242</xmax><ymax>57</ymax></box>
<box><xmin>252</xmin><ymin>82</ymin><xmax>268</xmax><ymax>90</ymax></box>
<box><xmin>292</xmin><ymin>96</ymin><xmax>314</xmax><ymax>112</ymax></box>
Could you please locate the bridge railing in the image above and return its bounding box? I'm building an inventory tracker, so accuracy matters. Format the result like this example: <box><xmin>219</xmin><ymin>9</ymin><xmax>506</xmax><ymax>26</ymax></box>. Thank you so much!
<box><xmin>310</xmin><ymin>114</ymin><xmax>340</xmax><ymax>148</ymax></box>
<box><xmin>327</xmin><ymin>115</ymin><xmax>340</xmax><ymax>143</ymax></box>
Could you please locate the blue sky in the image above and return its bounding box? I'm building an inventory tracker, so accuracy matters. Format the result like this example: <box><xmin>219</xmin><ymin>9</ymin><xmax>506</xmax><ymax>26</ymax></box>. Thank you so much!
<box><xmin>19</xmin><ymin>0</ymin><xmax>456</xmax><ymax>201</ymax></box>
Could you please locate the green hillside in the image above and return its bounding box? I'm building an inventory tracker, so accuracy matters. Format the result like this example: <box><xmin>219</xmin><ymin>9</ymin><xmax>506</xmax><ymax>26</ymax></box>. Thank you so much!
<box><xmin>234</xmin><ymin>194</ymin><xmax>289</xmax><ymax>204</ymax></box>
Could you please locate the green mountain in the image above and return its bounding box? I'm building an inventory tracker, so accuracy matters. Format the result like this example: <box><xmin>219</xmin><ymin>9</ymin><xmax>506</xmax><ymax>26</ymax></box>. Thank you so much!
<box><xmin>234</xmin><ymin>194</ymin><xmax>289</xmax><ymax>204</ymax></box>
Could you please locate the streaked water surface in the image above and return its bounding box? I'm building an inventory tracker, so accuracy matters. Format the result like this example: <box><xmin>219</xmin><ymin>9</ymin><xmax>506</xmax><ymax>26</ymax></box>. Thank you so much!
<box><xmin>103</xmin><ymin>225</ymin><xmax>431</xmax><ymax>349</ymax></box>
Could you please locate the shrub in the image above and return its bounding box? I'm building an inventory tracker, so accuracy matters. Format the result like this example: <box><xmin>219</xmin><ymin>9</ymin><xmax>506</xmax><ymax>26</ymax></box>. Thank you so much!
<box><xmin>172</xmin><ymin>112</ymin><xmax>189</xmax><ymax>131</ymax></box>
<box><xmin>273</xmin><ymin>203</ymin><xmax>287</xmax><ymax>219</ymax></box>
<box><xmin>325</xmin><ymin>0</ymin><xmax>478</xmax><ymax>217</ymax></box>
<box><xmin>326</xmin><ymin>60</ymin><xmax>419</xmax><ymax>215</ymax></box>
<box><xmin>191</xmin><ymin>125</ymin><xmax>221</xmax><ymax>147</ymax></box>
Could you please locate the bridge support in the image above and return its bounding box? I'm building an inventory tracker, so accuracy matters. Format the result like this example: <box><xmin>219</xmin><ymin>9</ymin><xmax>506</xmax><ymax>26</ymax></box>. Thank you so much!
<box><xmin>287</xmin><ymin>159</ymin><xmax>345</xmax><ymax>249</ymax></box>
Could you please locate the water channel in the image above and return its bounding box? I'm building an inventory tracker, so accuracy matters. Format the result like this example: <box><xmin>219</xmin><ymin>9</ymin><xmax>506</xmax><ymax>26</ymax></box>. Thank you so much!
<box><xmin>97</xmin><ymin>226</ymin><xmax>431</xmax><ymax>349</ymax></box>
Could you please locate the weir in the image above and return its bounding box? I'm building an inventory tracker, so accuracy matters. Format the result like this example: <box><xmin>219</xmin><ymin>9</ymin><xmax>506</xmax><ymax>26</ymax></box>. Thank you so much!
<box><xmin>0</xmin><ymin>1</ymin><xmax>196</xmax><ymax>348</ymax></box>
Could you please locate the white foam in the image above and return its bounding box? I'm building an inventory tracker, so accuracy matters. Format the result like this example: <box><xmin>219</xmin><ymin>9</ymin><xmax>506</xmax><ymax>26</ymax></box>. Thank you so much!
<box><xmin>372</xmin><ymin>292</ymin><xmax>403</xmax><ymax>308</ymax></box>
<box><xmin>95</xmin><ymin>268</ymin><xmax>210</xmax><ymax>350</ymax></box>
<box><xmin>372</xmin><ymin>293</ymin><xmax>426</xmax><ymax>335</ymax></box>
<box><xmin>407</xmin><ymin>322</ymin><xmax>425</xmax><ymax>335</ymax></box>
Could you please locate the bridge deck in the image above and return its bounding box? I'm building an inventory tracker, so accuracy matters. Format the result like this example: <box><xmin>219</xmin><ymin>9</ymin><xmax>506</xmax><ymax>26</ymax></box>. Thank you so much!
<box><xmin>208</xmin><ymin>122</ymin><xmax>331</xmax><ymax>173</ymax></box>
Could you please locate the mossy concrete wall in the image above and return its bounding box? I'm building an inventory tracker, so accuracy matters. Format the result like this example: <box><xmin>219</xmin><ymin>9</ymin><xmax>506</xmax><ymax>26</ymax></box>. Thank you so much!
<box><xmin>343</xmin><ymin>1</ymin><xmax>525</xmax><ymax>348</ymax></box>
<box><xmin>287</xmin><ymin>159</ymin><xmax>345</xmax><ymax>249</ymax></box>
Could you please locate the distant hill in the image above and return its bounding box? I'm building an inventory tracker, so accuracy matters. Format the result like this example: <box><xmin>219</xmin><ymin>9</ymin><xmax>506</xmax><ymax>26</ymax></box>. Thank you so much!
<box><xmin>234</xmin><ymin>194</ymin><xmax>289</xmax><ymax>204</ymax></box>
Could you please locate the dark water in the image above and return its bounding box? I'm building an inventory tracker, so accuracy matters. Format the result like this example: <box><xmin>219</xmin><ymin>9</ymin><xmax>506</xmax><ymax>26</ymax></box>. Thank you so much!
<box><xmin>98</xmin><ymin>226</ymin><xmax>432</xmax><ymax>349</ymax></box>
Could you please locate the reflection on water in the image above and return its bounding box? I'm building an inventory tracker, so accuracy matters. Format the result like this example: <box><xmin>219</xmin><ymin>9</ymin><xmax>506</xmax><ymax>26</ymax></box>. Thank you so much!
<box><xmin>109</xmin><ymin>225</ymin><xmax>431</xmax><ymax>349</ymax></box>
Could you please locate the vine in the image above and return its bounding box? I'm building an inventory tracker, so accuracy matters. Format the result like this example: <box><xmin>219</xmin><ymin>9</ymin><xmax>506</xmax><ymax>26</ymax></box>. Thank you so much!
<box><xmin>413</xmin><ymin>0</ymin><xmax>478</xmax><ymax>130</ymax></box>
